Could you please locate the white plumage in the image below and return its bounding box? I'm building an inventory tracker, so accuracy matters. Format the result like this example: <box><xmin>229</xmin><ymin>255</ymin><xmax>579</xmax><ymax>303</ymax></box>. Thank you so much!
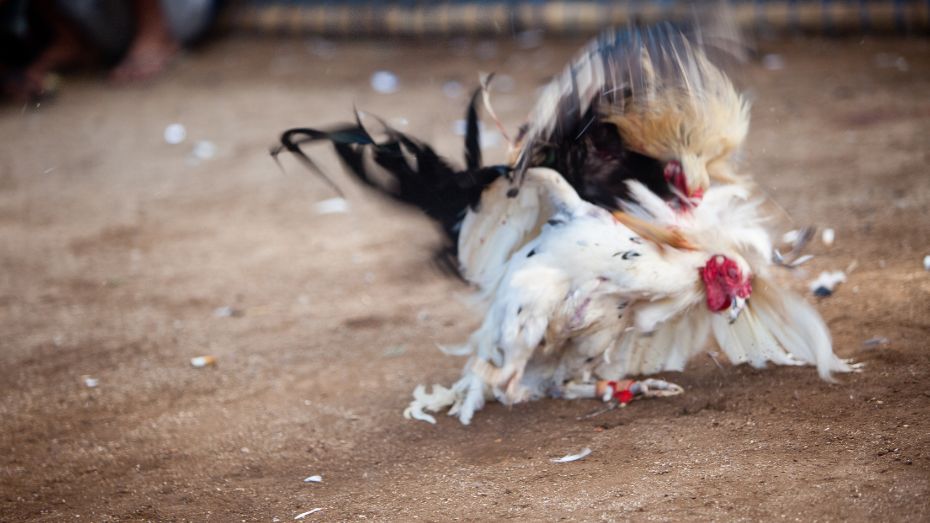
<box><xmin>271</xmin><ymin>23</ymin><xmax>855</xmax><ymax>428</ymax></box>
<box><xmin>405</xmin><ymin>168</ymin><xmax>852</xmax><ymax>425</ymax></box>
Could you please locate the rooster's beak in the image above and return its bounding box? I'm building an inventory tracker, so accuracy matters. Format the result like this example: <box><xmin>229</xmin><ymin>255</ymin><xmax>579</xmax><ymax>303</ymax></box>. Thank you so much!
<box><xmin>728</xmin><ymin>297</ymin><xmax>747</xmax><ymax>324</ymax></box>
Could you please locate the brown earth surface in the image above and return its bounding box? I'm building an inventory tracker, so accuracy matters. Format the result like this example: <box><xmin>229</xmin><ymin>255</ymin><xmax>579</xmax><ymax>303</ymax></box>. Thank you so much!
<box><xmin>1</xmin><ymin>36</ymin><xmax>929</xmax><ymax>522</ymax></box>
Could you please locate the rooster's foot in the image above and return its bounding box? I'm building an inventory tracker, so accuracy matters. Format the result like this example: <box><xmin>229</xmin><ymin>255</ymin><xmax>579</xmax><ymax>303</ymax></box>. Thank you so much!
<box><xmin>564</xmin><ymin>378</ymin><xmax>684</xmax><ymax>404</ymax></box>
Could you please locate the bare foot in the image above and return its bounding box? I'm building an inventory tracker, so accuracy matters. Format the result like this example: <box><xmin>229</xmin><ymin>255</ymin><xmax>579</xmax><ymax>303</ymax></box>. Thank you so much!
<box><xmin>5</xmin><ymin>3</ymin><xmax>89</xmax><ymax>101</ymax></box>
<box><xmin>109</xmin><ymin>32</ymin><xmax>178</xmax><ymax>83</ymax></box>
<box><xmin>109</xmin><ymin>0</ymin><xmax>180</xmax><ymax>83</ymax></box>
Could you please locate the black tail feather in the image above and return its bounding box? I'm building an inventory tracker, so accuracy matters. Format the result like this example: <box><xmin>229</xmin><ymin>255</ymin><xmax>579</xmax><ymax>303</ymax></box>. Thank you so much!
<box><xmin>273</xmin><ymin>90</ymin><xmax>509</xmax><ymax>260</ymax></box>
<box><xmin>464</xmin><ymin>88</ymin><xmax>482</xmax><ymax>173</ymax></box>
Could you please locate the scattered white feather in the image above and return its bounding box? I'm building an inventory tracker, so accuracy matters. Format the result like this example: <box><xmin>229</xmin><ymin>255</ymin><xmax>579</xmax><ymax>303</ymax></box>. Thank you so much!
<box><xmin>190</xmin><ymin>355</ymin><xmax>216</xmax><ymax>368</ymax></box>
<box><xmin>809</xmin><ymin>271</ymin><xmax>846</xmax><ymax>297</ymax></box>
<box><xmin>314</xmin><ymin>197</ymin><xmax>350</xmax><ymax>215</ymax></box>
<box><xmin>294</xmin><ymin>508</ymin><xmax>322</xmax><ymax>519</ymax></box>
<box><xmin>303</xmin><ymin>475</ymin><xmax>322</xmax><ymax>483</ymax></box>
<box><xmin>192</xmin><ymin>140</ymin><xmax>216</xmax><ymax>160</ymax></box>
<box><xmin>370</xmin><ymin>70</ymin><xmax>398</xmax><ymax>93</ymax></box>
<box><xmin>782</xmin><ymin>229</ymin><xmax>800</xmax><ymax>244</ymax></box>
<box><xmin>163</xmin><ymin>123</ymin><xmax>186</xmax><ymax>144</ymax></box>
<box><xmin>83</xmin><ymin>376</ymin><xmax>99</xmax><ymax>388</ymax></box>
<box><xmin>924</xmin><ymin>255</ymin><xmax>930</xmax><ymax>271</ymax></box>
<box><xmin>437</xmin><ymin>343</ymin><xmax>472</xmax><ymax>356</ymax></box>
<box><xmin>821</xmin><ymin>228</ymin><xmax>835</xmax><ymax>246</ymax></box>
<box><xmin>551</xmin><ymin>448</ymin><xmax>592</xmax><ymax>463</ymax></box>
<box><xmin>213</xmin><ymin>306</ymin><xmax>240</xmax><ymax>318</ymax></box>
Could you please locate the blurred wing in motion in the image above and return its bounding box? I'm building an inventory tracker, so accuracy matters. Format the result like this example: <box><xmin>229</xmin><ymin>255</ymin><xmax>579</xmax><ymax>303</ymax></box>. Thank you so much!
<box><xmin>511</xmin><ymin>20</ymin><xmax>749</xmax><ymax>210</ymax></box>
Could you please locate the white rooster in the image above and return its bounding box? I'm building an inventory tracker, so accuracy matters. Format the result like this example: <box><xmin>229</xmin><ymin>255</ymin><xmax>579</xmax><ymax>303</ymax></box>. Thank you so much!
<box><xmin>404</xmin><ymin>167</ymin><xmax>853</xmax><ymax>425</ymax></box>
<box><xmin>272</xmin><ymin>22</ymin><xmax>855</xmax><ymax>426</ymax></box>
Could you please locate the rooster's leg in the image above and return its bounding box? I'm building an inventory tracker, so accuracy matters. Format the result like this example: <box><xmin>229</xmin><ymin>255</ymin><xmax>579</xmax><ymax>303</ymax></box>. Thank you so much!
<box><xmin>562</xmin><ymin>378</ymin><xmax>684</xmax><ymax>404</ymax></box>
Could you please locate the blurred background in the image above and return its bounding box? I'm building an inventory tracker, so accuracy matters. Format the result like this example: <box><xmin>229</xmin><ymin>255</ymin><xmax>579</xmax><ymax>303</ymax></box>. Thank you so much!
<box><xmin>1</xmin><ymin>1</ymin><xmax>929</xmax><ymax>521</ymax></box>
<box><xmin>2</xmin><ymin>0</ymin><xmax>928</xmax><ymax>100</ymax></box>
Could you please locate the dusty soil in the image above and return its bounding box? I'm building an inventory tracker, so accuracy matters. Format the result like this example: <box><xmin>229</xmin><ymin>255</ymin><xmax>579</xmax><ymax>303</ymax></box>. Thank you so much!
<box><xmin>1</xmin><ymin>36</ymin><xmax>929</xmax><ymax>522</ymax></box>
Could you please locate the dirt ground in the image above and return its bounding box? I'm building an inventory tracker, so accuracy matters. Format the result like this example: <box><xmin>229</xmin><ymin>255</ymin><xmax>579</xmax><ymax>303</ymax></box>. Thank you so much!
<box><xmin>1</xmin><ymin>35</ymin><xmax>929</xmax><ymax>522</ymax></box>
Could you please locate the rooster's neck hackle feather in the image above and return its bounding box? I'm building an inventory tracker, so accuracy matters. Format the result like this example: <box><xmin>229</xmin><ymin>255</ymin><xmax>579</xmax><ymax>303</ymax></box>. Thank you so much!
<box><xmin>513</xmin><ymin>22</ymin><xmax>750</xmax><ymax>206</ymax></box>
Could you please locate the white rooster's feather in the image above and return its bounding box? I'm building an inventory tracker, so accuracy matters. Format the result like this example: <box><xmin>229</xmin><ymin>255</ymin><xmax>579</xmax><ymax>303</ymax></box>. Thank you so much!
<box><xmin>408</xmin><ymin>168</ymin><xmax>852</xmax><ymax>425</ymax></box>
<box><xmin>458</xmin><ymin>167</ymin><xmax>581</xmax><ymax>298</ymax></box>
<box><xmin>601</xmin><ymin>182</ymin><xmax>850</xmax><ymax>381</ymax></box>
